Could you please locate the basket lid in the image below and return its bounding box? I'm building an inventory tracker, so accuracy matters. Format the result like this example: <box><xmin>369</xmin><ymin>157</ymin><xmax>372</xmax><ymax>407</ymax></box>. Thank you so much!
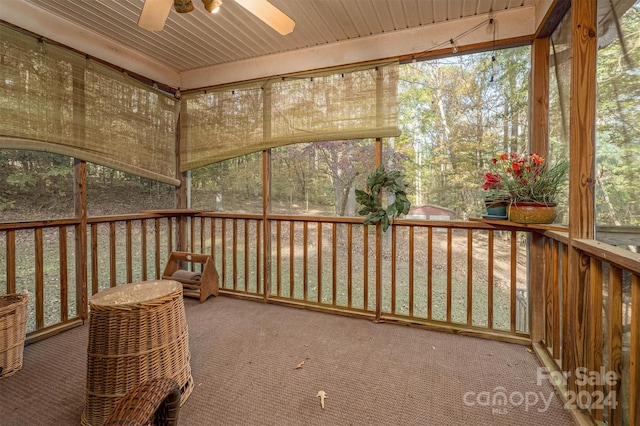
<box><xmin>90</xmin><ymin>280</ymin><xmax>181</xmax><ymax>307</ymax></box>
<box><xmin>0</xmin><ymin>293</ymin><xmax>28</xmax><ymax>309</ymax></box>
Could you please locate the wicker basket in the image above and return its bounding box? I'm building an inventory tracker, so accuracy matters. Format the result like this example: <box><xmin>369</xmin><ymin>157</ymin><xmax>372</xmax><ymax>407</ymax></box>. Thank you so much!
<box><xmin>82</xmin><ymin>281</ymin><xmax>193</xmax><ymax>426</ymax></box>
<box><xmin>0</xmin><ymin>294</ymin><xmax>29</xmax><ymax>379</ymax></box>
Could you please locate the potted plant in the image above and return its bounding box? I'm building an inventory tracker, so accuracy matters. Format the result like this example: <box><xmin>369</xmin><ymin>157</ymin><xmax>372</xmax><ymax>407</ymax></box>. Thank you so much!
<box><xmin>484</xmin><ymin>152</ymin><xmax>569</xmax><ymax>224</ymax></box>
<box><xmin>355</xmin><ymin>165</ymin><xmax>411</xmax><ymax>232</ymax></box>
<box><xmin>482</xmin><ymin>171</ymin><xmax>509</xmax><ymax>218</ymax></box>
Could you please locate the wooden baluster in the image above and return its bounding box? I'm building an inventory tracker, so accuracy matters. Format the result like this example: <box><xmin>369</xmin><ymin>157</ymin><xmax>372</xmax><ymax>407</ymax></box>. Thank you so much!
<box><xmin>552</xmin><ymin>241</ymin><xmax>560</xmax><ymax>360</ymax></box>
<box><xmin>244</xmin><ymin>219</ymin><xmax>248</xmax><ymax>292</ymax></box>
<box><xmin>35</xmin><ymin>228</ymin><xmax>44</xmax><ymax>330</ymax></box>
<box><xmin>630</xmin><ymin>274</ymin><xmax>639</xmax><ymax>426</ymax></box>
<box><xmin>6</xmin><ymin>230</ymin><xmax>16</xmax><ymax>294</ymax></box>
<box><xmin>391</xmin><ymin>225</ymin><xmax>396</xmax><ymax>315</ymax></box>
<box><xmin>141</xmin><ymin>219</ymin><xmax>147</xmax><ymax>281</ymax></box>
<box><xmin>290</xmin><ymin>221</ymin><xmax>295</xmax><ymax>298</ymax></box>
<box><xmin>59</xmin><ymin>227</ymin><xmax>68</xmax><ymax>322</ymax></box>
<box><xmin>332</xmin><ymin>223</ymin><xmax>337</xmax><ymax>307</ymax></box>
<box><xmin>91</xmin><ymin>224</ymin><xmax>98</xmax><ymax>295</ymax></box>
<box><xmin>409</xmin><ymin>226</ymin><xmax>414</xmax><ymax>318</ymax></box>
<box><xmin>126</xmin><ymin>221</ymin><xmax>132</xmax><ymax>283</ymax></box>
<box><xmin>318</xmin><ymin>223</ymin><xmax>323</xmax><ymax>304</ymax></box>
<box><xmin>588</xmin><ymin>257</ymin><xmax>603</xmax><ymax>420</ymax></box>
<box><xmin>488</xmin><ymin>230</ymin><xmax>494</xmax><ymax>329</ymax></box>
<box><xmin>427</xmin><ymin>227</ymin><xmax>433</xmax><ymax>320</ymax></box>
<box><xmin>510</xmin><ymin>231</ymin><xmax>517</xmax><ymax>332</ymax></box>
<box><xmin>256</xmin><ymin>220</ymin><xmax>261</xmax><ymax>294</ymax></box>
<box><xmin>233</xmin><ymin>219</ymin><xmax>238</xmax><ymax>291</ymax></box>
<box><xmin>363</xmin><ymin>225</ymin><xmax>368</xmax><ymax>311</ymax></box>
<box><xmin>304</xmin><ymin>221</ymin><xmax>309</xmax><ymax>302</ymax></box>
<box><xmin>154</xmin><ymin>218</ymin><xmax>161</xmax><ymax>279</ymax></box>
<box><xmin>276</xmin><ymin>220</ymin><xmax>281</xmax><ymax>297</ymax></box>
<box><xmin>109</xmin><ymin>222</ymin><xmax>116</xmax><ymax>288</ymax></box>
<box><xmin>466</xmin><ymin>229</ymin><xmax>473</xmax><ymax>326</ymax></box>
<box><xmin>446</xmin><ymin>228</ymin><xmax>452</xmax><ymax>323</ymax></box>
<box><xmin>607</xmin><ymin>266</ymin><xmax>622</xmax><ymax>426</ymax></box>
<box><xmin>221</xmin><ymin>219</ymin><xmax>226</xmax><ymax>288</ymax></box>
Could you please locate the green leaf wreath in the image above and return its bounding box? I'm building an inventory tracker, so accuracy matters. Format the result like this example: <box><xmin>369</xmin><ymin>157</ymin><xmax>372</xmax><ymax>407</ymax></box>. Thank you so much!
<box><xmin>355</xmin><ymin>166</ymin><xmax>411</xmax><ymax>232</ymax></box>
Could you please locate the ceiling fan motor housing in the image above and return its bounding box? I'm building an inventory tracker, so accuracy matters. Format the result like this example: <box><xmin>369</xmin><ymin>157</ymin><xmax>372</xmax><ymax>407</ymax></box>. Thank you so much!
<box><xmin>174</xmin><ymin>0</ymin><xmax>194</xmax><ymax>13</ymax></box>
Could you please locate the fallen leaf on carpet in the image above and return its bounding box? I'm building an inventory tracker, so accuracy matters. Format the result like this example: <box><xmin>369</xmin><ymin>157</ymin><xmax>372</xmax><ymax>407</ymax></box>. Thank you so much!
<box><xmin>316</xmin><ymin>390</ymin><xmax>327</xmax><ymax>409</ymax></box>
<box><xmin>295</xmin><ymin>360</ymin><xmax>305</xmax><ymax>369</ymax></box>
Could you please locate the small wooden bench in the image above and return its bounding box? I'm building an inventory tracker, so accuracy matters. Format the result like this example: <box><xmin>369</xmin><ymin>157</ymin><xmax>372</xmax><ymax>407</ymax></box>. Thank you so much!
<box><xmin>162</xmin><ymin>252</ymin><xmax>219</xmax><ymax>303</ymax></box>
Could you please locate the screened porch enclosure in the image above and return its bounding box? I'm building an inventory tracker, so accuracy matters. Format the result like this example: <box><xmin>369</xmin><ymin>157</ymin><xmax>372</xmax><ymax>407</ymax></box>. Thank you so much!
<box><xmin>1</xmin><ymin>1</ymin><xmax>640</xmax><ymax>425</ymax></box>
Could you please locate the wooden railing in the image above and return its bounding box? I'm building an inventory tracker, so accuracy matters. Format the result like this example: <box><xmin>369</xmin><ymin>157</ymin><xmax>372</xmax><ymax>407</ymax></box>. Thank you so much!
<box><xmin>0</xmin><ymin>211</ymin><xmax>544</xmax><ymax>345</ymax></box>
<box><xmin>192</xmin><ymin>213</ymin><xmax>531</xmax><ymax>343</ymax></box>
<box><xmin>0</xmin><ymin>213</ymin><xmax>184</xmax><ymax>342</ymax></box>
<box><xmin>534</xmin><ymin>230</ymin><xmax>640</xmax><ymax>426</ymax></box>
<box><xmin>3</xmin><ymin>210</ymin><xmax>639</xmax><ymax>424</ymax></box>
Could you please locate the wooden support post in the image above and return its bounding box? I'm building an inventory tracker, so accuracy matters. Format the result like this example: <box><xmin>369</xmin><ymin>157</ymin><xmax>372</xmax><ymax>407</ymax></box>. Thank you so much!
<box><xmin>566</xmin><ymin>0</ymin><xmax>597</xmax><ymax>398</ymax></box>
<box><xmin>374</xmin><ymin>137</ymin><xmax>383</xmax><ymax>321</ymax></box>
<box><xmin>72</xmin><ymin>61</ymin><xmax>88</xmax><ymax>320</ymax></box>
<box><xmin>529</xmin><ymin>37</ymin><xmax>550</xmax><ymax>345</ymax></box>
<box><xmin>262</xmin><ymin>81</ymin><xmax>272</xmax><ymax>301</ymax></box>
<box><xmin>74</xmin><ymin>159</ymin><xmax>87</xmax><ymax>320</ymax></box>
<box><xmin>263</xmin><ymin>150</ymin><xmax>271</xmax><ymax>301</ymax></box>
<box><xmin>175</xmin><ymin>106</ymin><xmax>188</xmax><ymax>253</ymax></box>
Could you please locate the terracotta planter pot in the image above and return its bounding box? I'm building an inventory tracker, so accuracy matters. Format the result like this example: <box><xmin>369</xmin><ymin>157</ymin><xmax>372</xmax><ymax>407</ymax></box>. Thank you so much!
<box><xmin>508</xmin><ymin>202</ymin><xmax>558</xmax><ymax>224</ymax></box>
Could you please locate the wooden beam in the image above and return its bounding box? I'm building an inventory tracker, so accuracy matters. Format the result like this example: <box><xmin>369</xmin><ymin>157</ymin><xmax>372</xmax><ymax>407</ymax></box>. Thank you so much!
<box><xmin>536</xmin><ymin>0</ymin><xmax>571</xmax><ymax>38</ymax></box>
<box><xmin>529</xmin><ymin>37</ymin><xmax>550</xmax><ymax>346</ymax></box>
<box><xmin>262</xmin><ymin>82</ymin><xmax>272</xmax><ymax>301</ymax></box>
<box><xmin>375</xmin><ymin>137</ymin><xmax>382</xmax><ymax>321</ymax></box>
<box><xmin>175</xmin><ymin>105</ymin><xmax>188</xmax><ymax>252</ymax></box>
<box><xmin>531</xmin><ymin>37</ymin><xmax>550</xmax><ymax>156</ymax></box>
<box><xmin>72</xmin><ymin>61</ymin><xmax>87</xmax><ymax>320</ymax></box>
<box><xmin>263</xmin><ymin>156</ymin><xmax>271</xmax><ymax>297</ymax></box>
<box><xmin>565</xmin><ymin>0</ymin><xmax>598</xmax><ymax>397</ymax></box>
<box><xmin>73</xmin><ymin>159</ymin><xmax>87</xmax><ymax>320</ymax></box>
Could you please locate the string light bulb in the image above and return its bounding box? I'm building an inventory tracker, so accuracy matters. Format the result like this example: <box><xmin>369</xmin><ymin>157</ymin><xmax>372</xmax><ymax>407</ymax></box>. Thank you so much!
<box><xmin>450</xmin><ymin>39</ymin><xmax>458</xmax><ymax>54</ymax></box>
<box><xmin>486</xmin><ymin>17</ymin><xmax>495</xmax><ymax>35</ymax></box>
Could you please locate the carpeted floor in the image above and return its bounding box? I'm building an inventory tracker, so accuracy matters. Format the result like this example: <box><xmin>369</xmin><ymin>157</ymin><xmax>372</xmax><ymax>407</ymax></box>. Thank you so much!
<box><xmin>0</xmin><ymin>296</ymin><xmax>574</xmax><ymax>425</ymax></box>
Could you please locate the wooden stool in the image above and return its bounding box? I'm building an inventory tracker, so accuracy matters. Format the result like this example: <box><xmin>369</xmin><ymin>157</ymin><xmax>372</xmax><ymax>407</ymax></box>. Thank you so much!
<box><xmin>162</xmin><ymin>252</ymin><xmax>219</xmax><ymax>303</ymax></box>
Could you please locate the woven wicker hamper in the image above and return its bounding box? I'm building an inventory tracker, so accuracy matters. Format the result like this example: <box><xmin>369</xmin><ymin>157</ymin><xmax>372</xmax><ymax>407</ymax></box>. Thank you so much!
<box><xmin>0</xmin><ymin>294</ymin><xmax>28</xmax><ymax>379</ymax></box>
<box><xmin>81</xmin><ymin>280</ymin><xmax>193</xmax><ymax>426</ymax></box>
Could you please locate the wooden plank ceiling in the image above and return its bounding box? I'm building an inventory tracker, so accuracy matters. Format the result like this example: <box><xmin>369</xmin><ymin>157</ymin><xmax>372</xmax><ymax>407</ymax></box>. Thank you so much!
<box><xmin>17</xmin><ymin>0</ymin><xmax>537</xmax><ymax>72</ymax></box>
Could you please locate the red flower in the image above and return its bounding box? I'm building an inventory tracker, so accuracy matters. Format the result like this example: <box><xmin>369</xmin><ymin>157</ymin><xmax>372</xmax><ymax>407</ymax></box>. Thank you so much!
<box><xmin>483</xmin><ymin>172</ymin><xmax>502</xmax><ymax>190</ymax></box>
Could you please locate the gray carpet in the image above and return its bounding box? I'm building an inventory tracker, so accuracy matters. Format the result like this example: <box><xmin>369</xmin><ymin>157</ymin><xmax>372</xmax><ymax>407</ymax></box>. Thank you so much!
<box><xmin>0</xmin><ymin>296</ymin><xmax>575</xmax><ymax>425</ymax></box>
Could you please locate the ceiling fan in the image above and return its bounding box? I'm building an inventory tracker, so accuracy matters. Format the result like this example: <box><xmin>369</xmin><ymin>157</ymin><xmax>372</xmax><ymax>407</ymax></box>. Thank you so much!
<box><xmin>138</xmin><ymin>0</ymin><xmax>295</xmax><ymax>35</ymax></box>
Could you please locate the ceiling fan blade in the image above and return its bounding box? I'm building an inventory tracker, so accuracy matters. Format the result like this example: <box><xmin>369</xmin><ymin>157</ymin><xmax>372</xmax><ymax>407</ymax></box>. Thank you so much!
<box><xmin>138</xmin><ymin>0</ymin><xmax>174</xmax><ymax>32</ymax></box>
<box><xmin>234</xmin><ymin>0</ymin><xmax>295</xmax><ymax>35</ymax></box>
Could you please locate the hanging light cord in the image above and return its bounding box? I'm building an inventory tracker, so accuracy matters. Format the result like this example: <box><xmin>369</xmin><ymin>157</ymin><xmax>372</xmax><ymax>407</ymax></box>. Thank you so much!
<box><xmin>417</xmin><ymin>17</ymin><xmax>495</xmax><ymax>56</ymax></box>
